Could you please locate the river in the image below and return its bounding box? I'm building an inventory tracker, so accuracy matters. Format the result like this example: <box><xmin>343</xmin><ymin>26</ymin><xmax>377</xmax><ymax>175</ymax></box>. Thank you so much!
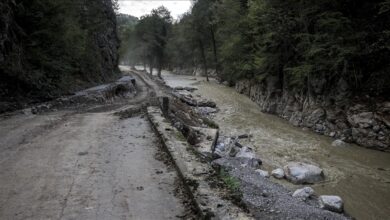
<box><xmin>159</xmin><ymin>71</ymin><xmax>390</xmax><ymax>220</ymax></box>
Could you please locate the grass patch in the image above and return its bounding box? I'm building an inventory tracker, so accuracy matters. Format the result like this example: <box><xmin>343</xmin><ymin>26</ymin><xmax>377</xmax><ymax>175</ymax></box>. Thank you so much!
<box><xmin>175</xmin><ymin>131</ymin><xmax>187</xmax><ymax>142</ymax></box>
<box><xmin>218</xmin><ymin>169</ymin><xmax>247</xmax><ymax>210</ymax></box>
<box><xmin>219</xmin><ymin>169</ymin><xmax>240</xmax><ymax>192</ymax></box>
<box><xmin>203</xmin><ymin>118</ymin><xmax>219</xmax><ymax>129</ymax></box>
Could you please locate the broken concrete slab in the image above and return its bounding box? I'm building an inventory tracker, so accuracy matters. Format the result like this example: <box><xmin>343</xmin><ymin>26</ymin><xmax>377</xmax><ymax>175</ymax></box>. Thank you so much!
<box><xmin>147</xmin><ymin>106</ymin><xmax>252</xmax><ymax>220</ymax></box>
<box><xmin>31</xmin><ymin>75</ymin><xmax>137</xmax><ymax>114</ymax></box>
<box><xmin>187</xmin><ymin>126</ymin><xmax>219</xmax><ymax>161</ymax></box>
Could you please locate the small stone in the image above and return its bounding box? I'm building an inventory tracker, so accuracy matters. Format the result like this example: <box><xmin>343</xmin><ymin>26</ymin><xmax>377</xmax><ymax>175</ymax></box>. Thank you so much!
<box><xmin>237</xmin><ymin>134</ymin><xmax>250</xmax><ymax>139</ymax></box>
<box><xmin>292</xmin><ymin>187</ymin><xmax>315</xmax><ymax>200</ymax></box>
<box><xmin>239</xmin><ymin>157</ymin><xmax>262</xmax><ymax>168</ymax></box>
<box><xmin>319</xmin><ymin>195</ymin><xmax>344</xmax><ymax>213</ymax></box>
<box><xmin>332</xmin><ymin>139</ymin><xmax>346</xmax><ymax>147</ymax></box>
<box><xmin>261</xmin><ymin>191</ymin><xmax>269</xmax><ymax>197</ymax></box>
<box><xmin>229</xmin><ymin>146</ymin><xmax>240</xmax><ymax>157</ymax></box>
<box><xmin>78</xmin><ymin>152</ymin><xmax>88</xmax><ymax>156</ymax></box>
<box><xmin>255</xmin><ymin>169</ymin><xmax>270</xmax><ymax>178</ymax></box>
<box><xmin>271</xmin><ymin>168</ymin><xmax>285</xmax><ymax>179</ymax></box>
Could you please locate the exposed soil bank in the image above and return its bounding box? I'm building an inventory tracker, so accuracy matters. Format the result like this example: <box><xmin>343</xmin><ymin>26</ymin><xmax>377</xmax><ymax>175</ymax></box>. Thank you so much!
<box><xmin>159</xmin><ymin>72</ymin><xmax>390</xmax><ymax>220</ymax></box>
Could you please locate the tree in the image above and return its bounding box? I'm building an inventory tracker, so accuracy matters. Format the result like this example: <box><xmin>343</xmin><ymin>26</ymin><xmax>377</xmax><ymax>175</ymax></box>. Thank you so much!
<box><xmin>190</xmin><ymin>0</ymin><xmax>219</xmax><ymax>81</ymax></box>
<box><xmin>135</xmin><ymin>6</ymin><xmax>172</xmax><ymax>78</ymax></box>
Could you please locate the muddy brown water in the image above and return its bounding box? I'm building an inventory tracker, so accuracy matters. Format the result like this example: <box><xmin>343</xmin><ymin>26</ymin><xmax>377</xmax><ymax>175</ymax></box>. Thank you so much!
<box><xmin>161</xmin><ymin>72</ymin><xmax>390</xmax><ymax>220</ymax></box>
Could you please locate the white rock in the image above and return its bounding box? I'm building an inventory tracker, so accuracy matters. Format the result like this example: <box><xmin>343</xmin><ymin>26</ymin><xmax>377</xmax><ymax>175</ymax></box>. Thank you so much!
<box><xmin>332</xmin><ymin>139</ymin><xmax>346</xmax><ymax>147</ymax></box>
<box><xmin>271</xmin><ymin>168</ymin><xmax>285</xmax><ymax>179</ymax></box>
<box><xmin>283</xmin><ymin>162</ymin><xmax>324</xmax><ymax>184</ymax></box>
<box><xmin>214</xmin><ymin>137</ymin><xmax>232</xmax><ymax>157</ymax></box>
<box><xmin>255</xmin><ymin>169</ymin><xmax>270</xmax><ymax>178</ymax></box>
<box><xmin>319</xmin><ymin>195</ymin><xmax>344</xmax><ymax>213</ymax></box>
<box><xmin>292</xmin><ymin>187</ymin><xmax>315</xmax><ymax>200</ymax></box>
<box><xmin>236</xmin><ymin>146</ymin><xmax>256</xmax><ymax>159</ymax></box>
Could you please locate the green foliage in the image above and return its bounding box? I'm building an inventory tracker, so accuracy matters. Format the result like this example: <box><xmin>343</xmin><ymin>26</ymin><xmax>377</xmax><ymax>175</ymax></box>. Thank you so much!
<box><xmin>202</xmin><ymin>118</ymin><xmax>219</xmax><ymax>129</ymax></box>
<box><xmin>219</xmin><ymin>169</ymin><xmax>240</xmax><ymax>192</ymax></box>
<box><xmin>175</xmin><ymin>131</ymin><xmax>187</xmax><ymax>142</ymax></box>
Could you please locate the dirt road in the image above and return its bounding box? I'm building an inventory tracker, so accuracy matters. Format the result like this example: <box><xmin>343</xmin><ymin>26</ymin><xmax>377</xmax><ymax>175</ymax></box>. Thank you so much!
<box><xmin>0</xmin><ymin>71</ymin><xmax>189</xmax><ymax>220</ymax></box>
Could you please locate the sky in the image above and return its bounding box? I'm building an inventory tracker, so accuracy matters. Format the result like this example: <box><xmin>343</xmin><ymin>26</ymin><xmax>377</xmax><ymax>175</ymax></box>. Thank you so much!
<box><xmin>118</xmin><ymin>0</ymin><xmax>192</xmax><ymax>19</ymax></box>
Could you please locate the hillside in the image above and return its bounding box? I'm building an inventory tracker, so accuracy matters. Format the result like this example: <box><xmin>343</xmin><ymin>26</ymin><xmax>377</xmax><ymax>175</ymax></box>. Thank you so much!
<box><xmin>0</xmin><ymin>0</ymin><xmax>119</xmax><ymax>112</ymax></box>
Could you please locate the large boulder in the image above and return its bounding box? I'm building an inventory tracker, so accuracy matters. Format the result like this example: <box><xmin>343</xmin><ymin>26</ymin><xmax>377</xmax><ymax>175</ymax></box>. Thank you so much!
<box><xmin>283</xmin><ymin>162</ymin><xmax>325</xmax><ymax>184</ymax></box>
<box><xmin>319</xmin><ymin>195</ymin><xmax>344</xmax><ymax>213</ymax></box>
<box><xmin>348</xmin><ymin>112</ymin><xmax>374</xmax><ymax>128</ymax></box>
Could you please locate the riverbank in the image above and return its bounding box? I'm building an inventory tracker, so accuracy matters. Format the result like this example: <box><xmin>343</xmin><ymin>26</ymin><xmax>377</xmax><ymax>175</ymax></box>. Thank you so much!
<box><xmin>235</xmin><ymin>80</ymin><xmax>390</xmax><ymax>151</ymax></box>
<box><xmin>159</xmin><ymin>71</ymin><xmax>390</xmax><ymax>220</ymax></box>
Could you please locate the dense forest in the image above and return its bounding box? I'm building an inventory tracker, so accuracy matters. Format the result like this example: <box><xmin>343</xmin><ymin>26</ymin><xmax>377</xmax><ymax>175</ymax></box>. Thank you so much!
<box><xmin>118</xmin><ymin>0</ymin><xmax>389</xmax><ymax>148</ymax></box>
<box><xmin>0</xmin><ymin>0</ymin><xmax>119</xmax><ymax>112</ymax></box>
<box><xmin>122</xmin><ymin>0</ymin><xmax>389</xmax><ymax>97</ymax></box>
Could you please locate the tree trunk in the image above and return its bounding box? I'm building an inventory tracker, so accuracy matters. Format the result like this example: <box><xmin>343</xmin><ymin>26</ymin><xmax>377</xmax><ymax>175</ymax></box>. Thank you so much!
<box><xmin>199</xmin><ymin>39</ymin><xmax>209</xmax><ymax>82</ymax></box>
<box><xmin>210</xmin><ymin>26</ymin><xmax>219</xmax><ymax>78</ymax></box>
<box><xmin>157</xmin><ymin>66</ymin><xmax>162</xmax><ymax>78</ymax></box>
<box><xmin>149</xmin><ymin>56</ymin><xmax>154</xmax><ymax>75</ymax></box>
<box><xmin>149</xmin><ymin>63</ymin><xmax>153</xmax><ymax>75</ymax></box>
<box><xmin>157</xmin><ymin>55</ymin><xmax>162</xmax><ymax>78</ymax></box>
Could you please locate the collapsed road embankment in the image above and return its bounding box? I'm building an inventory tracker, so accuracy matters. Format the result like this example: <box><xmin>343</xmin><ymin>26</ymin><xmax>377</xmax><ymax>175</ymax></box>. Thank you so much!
<box><xmin>145</xmin><ymin>77</ymin><xmax>351</xmax><ymax>220</ymax></box>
